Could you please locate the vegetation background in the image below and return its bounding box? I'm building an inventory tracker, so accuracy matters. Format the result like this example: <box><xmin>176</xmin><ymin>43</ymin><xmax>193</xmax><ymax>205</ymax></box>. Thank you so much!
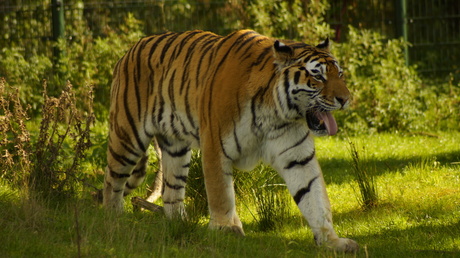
<box><xmin>0</xmin><ymin>0</ymin><xmax>459</xmax><ymax>257</ymax></box>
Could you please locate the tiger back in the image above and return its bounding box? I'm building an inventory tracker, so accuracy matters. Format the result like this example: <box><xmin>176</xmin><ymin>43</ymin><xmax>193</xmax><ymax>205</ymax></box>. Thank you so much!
<box><xmin>103</xmin><ymin>30</ymin><xmax>358</xmax><ymax>252</ymax></box>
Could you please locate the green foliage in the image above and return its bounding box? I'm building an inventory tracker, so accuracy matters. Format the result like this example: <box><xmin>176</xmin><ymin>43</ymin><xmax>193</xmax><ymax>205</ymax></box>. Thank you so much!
<box><xmin>234</xmin><ymin>165</ymin><xmax>293</xmax><ymax>232</ymax></box>
<box><xmin>53</xmin><ymin>13</ymin><xmax>144</xmax><ymax>118</ymax></box>
<box><xmin>334</xmin><ymin>27</ymin><xmax>422</xmax><ymax>133</ymax></box>
<box><xmin>186</xmin><ymin>153</ymin><xmax>294</xmax><ymax>231</ymax></box>
<box><xmin>0</xmin><ymin>12</ymin><xmax>144</xmax><ymax>119</ymax></box>
<box><xmin>333</xmin><ymin>26</ymin><xmax>460</xmax><ymax>133</ymax></box>
<box><xmin>418</xmin><ymin>75</ymin><xmax>460</xmax><ymax>132</ymax></box>
<box><xmin>184</xmin><ymin>151</ymin><xmax>208</xmax><ymax>217</ymax></box>
<box><xmin>247</xmin><ymin>0</ymin><xmax>333</xmax><ymax>41</ymax></box>
<box><xmin>0</xmin><ymin>48</ymin><xmax>52</xmax><ymax>111</ymax></box>
<box><xmin>30</xmin><ymin>82</ymin><xmax>94</xmax><ymax>201</ymax></box>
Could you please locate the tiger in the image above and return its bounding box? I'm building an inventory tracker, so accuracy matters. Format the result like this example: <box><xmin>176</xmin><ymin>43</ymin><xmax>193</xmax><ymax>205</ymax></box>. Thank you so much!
<box><xmin>103</xmin><ymin>29</ymin><xmax>358</xmax><ymax>252</ymax></box>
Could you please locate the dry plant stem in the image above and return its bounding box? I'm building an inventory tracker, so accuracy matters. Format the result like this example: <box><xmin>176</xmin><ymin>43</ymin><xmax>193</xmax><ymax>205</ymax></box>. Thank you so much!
<box><xmin>131</xmin><ymin>196</ymin><xmax>163</xmax><ymax>212</ymax></box>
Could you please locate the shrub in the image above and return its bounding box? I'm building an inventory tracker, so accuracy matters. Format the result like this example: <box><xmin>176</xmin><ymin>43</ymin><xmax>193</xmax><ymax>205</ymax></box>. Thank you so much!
<box><xmin>247</xmin><ymin>0</ymin><xmax>333</xmax><ymax>42</ymax></box>
<box><xmin>0</xmin><ymin>13</ymin><xmax>144</xmax><ymax>119</ymax></box>
<box><xmin>53</xmin><ymin>13</ymin><xmax>145</xmax><ymax>119</ymax></box>
<box><xmin>418</xmin><ymin>75</ymin><xmax>460</xmax><ymax>131</ymax></box>
<box><xmin>334</xmin><ymin>26</ymin><xmax>425</xmax><ymax>134</ymax></box>
<box><xmin>0</xmin><ymin>49</ymin><xmax>52</xmax><ymax>112</ymax></box>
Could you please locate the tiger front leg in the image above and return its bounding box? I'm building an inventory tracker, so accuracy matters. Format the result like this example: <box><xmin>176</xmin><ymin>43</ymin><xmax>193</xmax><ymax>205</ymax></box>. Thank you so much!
<box><xmin>267</xmin><ymin>133</ymin><xmax>358</xmax><ymax>253</ymax></box>
<box><xmin>201</xmin><ymin>145</ymin><xmax>244</xmax><ymax>236</ymax></box>
<box><xmin>283</xmin><ymin>165</ymin><xmax>358</xmax><ymax>252</ymax></box>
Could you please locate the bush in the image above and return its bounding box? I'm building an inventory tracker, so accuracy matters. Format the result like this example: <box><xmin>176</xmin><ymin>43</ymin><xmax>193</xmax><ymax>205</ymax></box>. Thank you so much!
<box><xmin>0</xmin><ymin>48</ymin><xmax>52</xmax><ymax>112</ymax></box>
<box><xmin>247</xmin><ymin>0</ymin><xmax>333</xmax><ymax>42</ymax></box>
<box><xmin>53</xmin><ymin>13</ymin><xmax>144</xmax><ymax>119</ymax></box>
<box><xmin>418</xmin><ymin>75</ymin><xmax>460</xmax><ymax>131</ymax></box>
<box><xmin>334</xmin><ymin>26</ymin><xmax>425</xmax><ymax>133</ymax></box>
<box><xmin>332</xmin><ymin>26</ymin><xmax>460</xmax><ymax>133</ymax></box>
<box><xmin>0</xmin><ymin>13</ymin><xmax>144</xmax><ymax>119</ymax></box>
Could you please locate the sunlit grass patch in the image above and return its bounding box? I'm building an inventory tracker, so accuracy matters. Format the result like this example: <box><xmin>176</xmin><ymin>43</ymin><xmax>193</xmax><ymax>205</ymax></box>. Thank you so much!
<box><xmin>0</xmin><ymin>132</ymin><xmax>459</xmax><ymax>256</ymax></box>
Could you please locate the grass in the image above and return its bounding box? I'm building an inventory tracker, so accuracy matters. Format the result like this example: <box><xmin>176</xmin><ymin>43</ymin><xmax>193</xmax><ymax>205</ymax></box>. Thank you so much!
<box><xmin>347</xmin><ymin>140</ymin><xmax>379</xmax><ymax>210</ymax></box>
<box><xmin>1</xmin><ymin>132</ymin><xmax>459</xmax><ymax>257</ymax></box>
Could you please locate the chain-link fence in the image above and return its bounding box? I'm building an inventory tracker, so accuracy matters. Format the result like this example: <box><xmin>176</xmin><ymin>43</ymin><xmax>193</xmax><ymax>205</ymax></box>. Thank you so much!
<box><xmin>0</xmin><ymin>0</ymin><xmax>241</xmax><ymax>59</ymax></box>
<box><xmin>1</xmin><ymin>0</ymin><xmax>459</xmax><ymax>80</ymax></box>
<box><xmin>406</xmin><ymin>0</ymin><xmax>460</xmax><ymax>77</ymax></box>
<box><xmin>327</xmin><ymin>0</ymin><xmax>460</xmax><ymax>79</ymax></box>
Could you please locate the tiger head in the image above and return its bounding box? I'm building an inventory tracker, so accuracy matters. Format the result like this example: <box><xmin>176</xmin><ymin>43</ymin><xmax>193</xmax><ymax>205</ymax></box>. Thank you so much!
<box><xmin>272</xmin><ymin>38</ymin><xmax>350</xmax><ymax>136</ymax></box>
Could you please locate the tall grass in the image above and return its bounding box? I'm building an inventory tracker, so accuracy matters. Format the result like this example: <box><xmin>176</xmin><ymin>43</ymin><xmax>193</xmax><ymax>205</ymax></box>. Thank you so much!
<box><xmin>347</xmin><ymin>140</ymin><xmax>379</xmax><ymax>210</ymax></box>
<box><xmin>244</xmin><ymin>165</ymin><xmax>292</xmax><ymax>232</ymax></box>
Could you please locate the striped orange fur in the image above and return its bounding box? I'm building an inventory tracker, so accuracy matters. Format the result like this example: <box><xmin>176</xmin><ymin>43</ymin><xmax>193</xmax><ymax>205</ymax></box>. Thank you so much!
<box><xmin>103</xmin><ymin>30</ymin><xmax>358</xmax><ymax>252</ymax></box>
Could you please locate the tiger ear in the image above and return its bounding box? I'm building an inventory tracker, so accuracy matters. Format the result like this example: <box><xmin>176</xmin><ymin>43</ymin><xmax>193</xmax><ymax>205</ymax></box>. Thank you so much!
<box><xmin>273</xmin><ymin>40</ymin><xmax>293</xmax><ymax>65</ymax></box>
<box><xmin>316</xmin><ymin>37</ymin><xmax>330</xmax><ymax>51</ymax></box>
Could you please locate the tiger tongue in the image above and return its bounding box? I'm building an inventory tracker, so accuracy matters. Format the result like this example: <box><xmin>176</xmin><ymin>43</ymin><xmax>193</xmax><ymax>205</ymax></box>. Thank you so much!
<box><xmin>316</xmin><ymin>111</ymin><xmax>338</xmax><ymax>136</ymax></box>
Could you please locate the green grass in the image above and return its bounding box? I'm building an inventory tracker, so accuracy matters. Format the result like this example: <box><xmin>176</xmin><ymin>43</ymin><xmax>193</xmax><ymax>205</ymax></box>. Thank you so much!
<box><xmin>1</xmin><ymin>132</ymin><xmax>459</xmax><ymax>257</ymax></box>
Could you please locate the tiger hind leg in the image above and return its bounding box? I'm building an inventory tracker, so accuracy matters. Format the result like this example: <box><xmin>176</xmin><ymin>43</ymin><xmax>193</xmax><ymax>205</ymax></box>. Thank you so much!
<box><xmin>123</xmin><ymin>153</ymin><xmax>149</xmax><ymax>196</ymax></box>
<box><xmin>103</xmin><ymin>138</ymin><xmax>151</xmax><ymax>212</ymax></box>
<box><xmin>156</xmin><ymin>136</ymin><xmax>192</xmax><ymax>219</ymax></box>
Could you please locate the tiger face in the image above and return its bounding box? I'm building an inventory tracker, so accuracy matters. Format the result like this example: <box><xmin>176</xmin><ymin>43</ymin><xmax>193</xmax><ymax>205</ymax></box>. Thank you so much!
<box><xmin>273</xmin><ymin>39</ymin><xmax>350</xmax><ymax>136</ymax></box>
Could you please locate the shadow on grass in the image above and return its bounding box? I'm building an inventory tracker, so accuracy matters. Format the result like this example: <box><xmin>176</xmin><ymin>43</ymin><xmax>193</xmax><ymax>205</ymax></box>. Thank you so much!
<box><xmin>351</xmin><ymin>219</ymin><xmax>460</xmax><ymax>257</ymax></box>
<box><xmin>320</xmin><ymin>149</ymin><xmax>460</xmax><ymax>185</ymax></box>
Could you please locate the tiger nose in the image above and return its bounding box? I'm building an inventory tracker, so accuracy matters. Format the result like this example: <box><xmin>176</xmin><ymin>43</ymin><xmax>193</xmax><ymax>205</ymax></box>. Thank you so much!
<box><xmin>335</xmin><ymin>96</ymin><xmax>349</xmax><ymax>108</ymax></box>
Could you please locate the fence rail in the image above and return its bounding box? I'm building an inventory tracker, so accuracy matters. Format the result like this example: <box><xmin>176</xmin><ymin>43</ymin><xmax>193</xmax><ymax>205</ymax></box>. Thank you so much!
<box><xmin>1</xmin><ymin>0</ymin><xmax>459</xmax><ymax>80</ymax></box>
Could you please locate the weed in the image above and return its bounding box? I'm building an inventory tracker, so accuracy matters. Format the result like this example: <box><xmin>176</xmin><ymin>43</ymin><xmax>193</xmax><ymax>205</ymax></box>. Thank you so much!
<box><xmin>235</xmin><ymin>164</ymin><xmax>293</xmax><ymax>232</ymax></box>
<box><xmin>30</xmin><ymin>81</ymin><xmax>94</xmax><ymax>201</ymax></box>
<box><xmin>347</xmin><ymin>140</ymin><xmax>379</xmax><ymax>210</ymax></box>
<box><xmin>0</xmin><ymin>78</ymin><xmax>32</xmax><ymax>188</ymax></box>
<box><xmin>252</xmin><ymin>183</ymin><xmax>292</xmax><ymax>232</ymax></box>
<box><xmin>184</xmin><ymin>151</ymin><xmax>208</xmax><ymax>218</ymax></box>
<box><xmin>0</xmin><ymin>78</ymin><xmax>94</xmax><ymax>202</ymax></box>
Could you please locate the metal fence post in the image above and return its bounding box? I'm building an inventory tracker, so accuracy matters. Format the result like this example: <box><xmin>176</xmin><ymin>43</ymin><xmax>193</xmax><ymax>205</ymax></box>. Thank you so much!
<box><xmin>51</xmin><ymin>0</ymin><xmax>65</xmax><ymax>65</ymax></box>
<box><xmin>395</xmin><ymin>0</ymin><xmax>409</xmax><ymax>66</ymax></box>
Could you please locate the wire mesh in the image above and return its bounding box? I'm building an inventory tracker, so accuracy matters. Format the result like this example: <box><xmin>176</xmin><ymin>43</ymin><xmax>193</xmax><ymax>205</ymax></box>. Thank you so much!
<box><xmin>406</xmin><ymin>0</ymin><xmax>460</xmax><ymax>77</ymax></box>
<box><xmin>1</xmin><ymin>0</ymin><xmax>459</xmax><ymax>79</ymax></box>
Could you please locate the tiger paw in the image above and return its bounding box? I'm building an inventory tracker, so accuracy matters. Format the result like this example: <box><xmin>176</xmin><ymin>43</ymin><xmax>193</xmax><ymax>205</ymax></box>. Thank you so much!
<box><xmin>228</xmin><ymin>225</ymin><xmax>246</xmax><ymax>237</ymax></box>
<box><xmin>326</xmin><ymin>238</ymin><xmax>359</xmax><ymax>253</ymax></box>
<box><xmin>103</xmin><ymin>200</ymin><xmax>125</xmax><ymax>213</ymax></box>
<box><xmin>209</xmin><ymin>216</ymin><xmax>245</xmax><ymax>237</ymax></box>
<box><xmin>102</xmin><ymin>191</ymin><xmax>125</xmax><ymax>213</ymax></box>
<box><xmin>210</xmin><ymin>224</ymin><xmax>246</xmax><ymax>237</ymax></box>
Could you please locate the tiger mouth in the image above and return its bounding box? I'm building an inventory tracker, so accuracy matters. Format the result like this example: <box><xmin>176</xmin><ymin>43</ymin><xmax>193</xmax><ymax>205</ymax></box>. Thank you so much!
<box><xmin>306</xmin><ymin>111</ymin><xmax>338</xmax><ymax>136</ymax></box>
